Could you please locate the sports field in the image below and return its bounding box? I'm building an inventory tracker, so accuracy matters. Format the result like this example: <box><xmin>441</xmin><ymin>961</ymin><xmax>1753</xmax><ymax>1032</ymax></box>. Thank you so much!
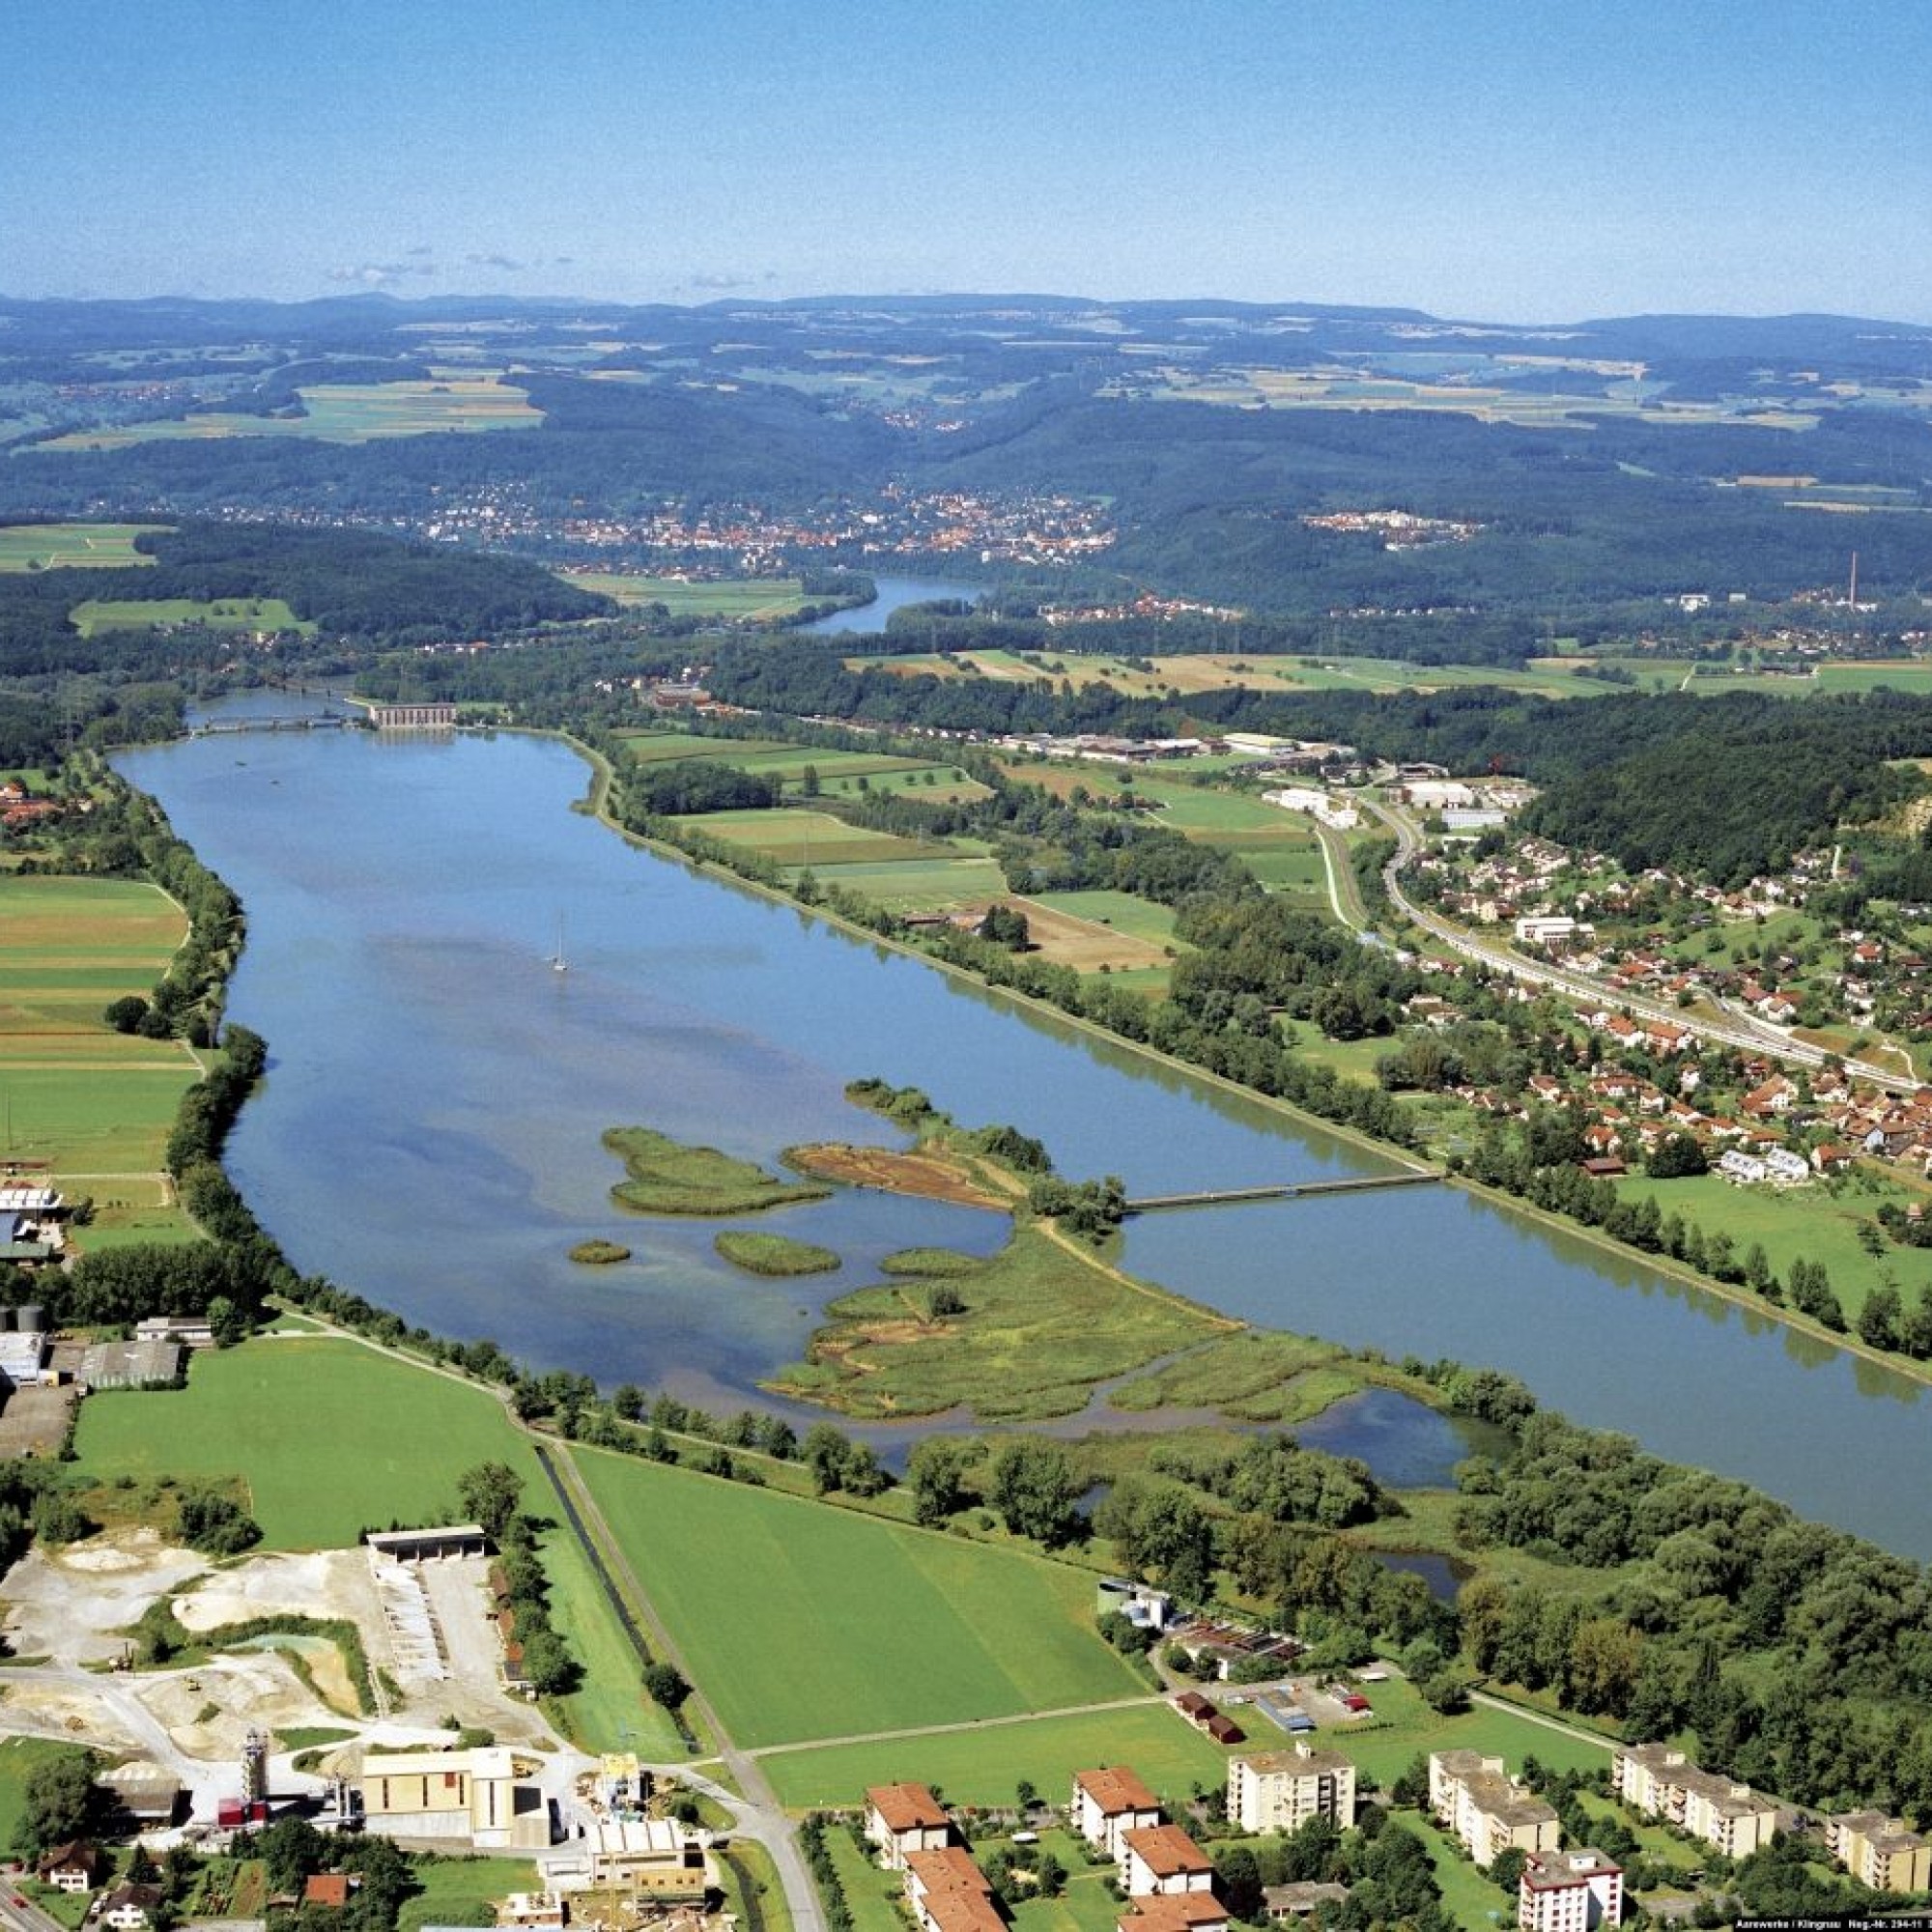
<box><xmin>757</xmin><ymin>1701</ymin><xmax>1228</xmax><ymax>1808</ymax></box>
<box><xmin>0</xmin><ymin>523</ymin><xmax>167</xmax><ymax>570</ymax></box>
<box><xmin>35</xmin><ymin>378</ymin><xmax>542</xmax><ymax>450</ymax></box>
<box><xmin>71</xmin><ymin>1338</ymin><xmax>541</xmax><ymax>1548</ymax></box>
<box><xmin>0</xmin><ymin>877</ymin><xmax>200</xmax><ymax>1188</ymax></box>
<box><xmin>70</xmin><ymin>595</ymin><xmax>314</xmax><ymax>638</ymax></box>
<box><xmin>556</xmin><ymin>573</ymin><xmax>811</xmax><ymax>618</ymax></box>
<box><xmin>571</xmin><ymin>1446</ymin><xmax>1146</xmax><ymax>1748</ymax></box>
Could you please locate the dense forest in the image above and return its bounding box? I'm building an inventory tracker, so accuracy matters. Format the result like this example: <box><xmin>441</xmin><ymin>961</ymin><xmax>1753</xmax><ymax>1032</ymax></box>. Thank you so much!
<box><xmin>0</xmin><ymin>521</ymin><xmax>607</xmax><ymax>666</ymax></box>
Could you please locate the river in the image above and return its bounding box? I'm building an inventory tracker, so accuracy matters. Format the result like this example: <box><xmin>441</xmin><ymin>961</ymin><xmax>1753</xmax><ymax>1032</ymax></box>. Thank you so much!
<box><xmin>115</xmin><ymin>716</ymin><xmax>1932</xmax><ymax>1558</ymax></box>
<box><xmin>799</xmin><ymin>574</ymin><xmax>980</xmax><ymax>635</ymax></box>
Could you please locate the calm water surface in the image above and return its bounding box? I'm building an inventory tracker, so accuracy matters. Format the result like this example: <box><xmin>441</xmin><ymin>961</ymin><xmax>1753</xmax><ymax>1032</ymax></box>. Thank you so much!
<box><xmin>117</xmin><ymin>717</ymin><xmax>1932</xmax><ymax>1557</ymax></box>
<box><xmin>800</xmin><ymin>574</ymin><xmax>980</xmax><ymax>635</ymax></box>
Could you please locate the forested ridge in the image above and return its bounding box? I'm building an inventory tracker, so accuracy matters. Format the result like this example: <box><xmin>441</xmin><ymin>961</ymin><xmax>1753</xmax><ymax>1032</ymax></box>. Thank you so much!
<box><xmin>0</xmin><ymin>521</ymin><xmax>607</xmax><ymax>666</ymax></box>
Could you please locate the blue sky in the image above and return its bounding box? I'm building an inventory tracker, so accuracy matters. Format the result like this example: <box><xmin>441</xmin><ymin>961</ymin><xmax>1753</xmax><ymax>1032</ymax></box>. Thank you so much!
<box><xmin>6</xmin><ymin>0</ymin><xmax>1930</xmax><ymax>321</ymax></box>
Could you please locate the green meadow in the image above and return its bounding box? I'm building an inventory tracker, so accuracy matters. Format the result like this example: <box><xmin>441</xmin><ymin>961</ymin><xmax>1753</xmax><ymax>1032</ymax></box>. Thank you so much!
<box><xmin>70</xmin><ymin>595</ymin><xmax>314</xmax><ymax>638</ymax></box>
<box><xmin>571</xmin><ymin>1446</ymin><xmax>1146</xmax><ymax>1749</ymax></box>
<box><xmin>1615</xmin><ymin>1169</ymin><xmax>1932</xmax><ymax>1325</ymax></box>
<box><xmin>758</xmin><ymin>1703</ymin><xmax>1226</xmax><ymax>1809</ymax></box>
<box><xmin>556</xmin><ymin>573</ymin><xmax>811</xmax><ymax>618</ymax></box>
<box><xmin>773</xmin><ymin>1224</ymin><xmax>1225</xmax><ymax>1422</ymax></box>
<box><xmin>0</xmin><ymin>523</ymin><xmax>168</xmax><ymax>570</ymax></box>
<box><xmin>71</xmin><ymin>1338</ymin><xmax>541</xmax><ymax>1548</ymax></box>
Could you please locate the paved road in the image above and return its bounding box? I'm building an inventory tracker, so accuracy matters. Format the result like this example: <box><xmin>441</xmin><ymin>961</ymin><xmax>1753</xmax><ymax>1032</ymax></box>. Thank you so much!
<box><xmin>1365</xmin><ymin>796</ymin><xmax>1921</xmax><ymax>1093</ymax></box>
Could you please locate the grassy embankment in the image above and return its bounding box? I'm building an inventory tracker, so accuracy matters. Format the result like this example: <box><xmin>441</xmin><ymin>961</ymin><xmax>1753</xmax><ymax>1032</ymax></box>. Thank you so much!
<box><xmin>0</xmin><ymin>874</ymin><xmax>201</xmax><ymax>1246</ymax></box>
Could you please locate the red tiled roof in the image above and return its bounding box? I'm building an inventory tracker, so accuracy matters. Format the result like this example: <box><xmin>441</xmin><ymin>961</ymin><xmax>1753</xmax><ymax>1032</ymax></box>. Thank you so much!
<box><xmin>868</xmin><ymin>1783</ymin><xmax>948</xmax><ymax>1833</ymax></box>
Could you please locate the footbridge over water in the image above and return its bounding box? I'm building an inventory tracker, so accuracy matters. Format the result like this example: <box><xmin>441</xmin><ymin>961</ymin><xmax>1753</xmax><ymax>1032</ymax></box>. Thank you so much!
<box><xmin>1123</xmin><ymin>1171</ymin><xmax>1444</xmax><ymax>1213</ymax></box>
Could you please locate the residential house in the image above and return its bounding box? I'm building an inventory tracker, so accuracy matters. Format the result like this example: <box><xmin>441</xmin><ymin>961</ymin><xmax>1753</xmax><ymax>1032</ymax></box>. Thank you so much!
<box><xmin>1518</xmin><ymin>1848</ymin><xmax>1622</xmax><ymax>1931</ymax></box>
<box><xmin>1228</xmin><ymin>1747</ymin><xmax>1356</xmax><ymax>1834</ymax></box>
<box><xmin>1611</xmin><ymin>1744</ymin><xmax>1777</xmax><ymax>1858</ymax></box>
<box><xmin>1119</xmin><ymin>1825</ymin><xmax>1215</xmax><ymax>1899</ymax></box>
<box><xmin>1117</xmin><ymin>1896</ymin><xmax>1231</xmax><ymax>1932</ymax></box>
<box><xmin>1428</xmin><ymin>1751</ymin><xmax>1559</xmax><ymax>1867</ymax></box>
<box><xmin>101</xmin><ymin>1885</ymin><xmax>164</xmax><ymax>1932</ymax></box>
<box><xmin>904</xmin><ymin>1847</ymin><xmax>1006</xmax><ymax>1932</ymax></box>
<box><xmin>1825</xmin><ymin>1810</ymin><xmax>1932</xmax><ymax>1892</ymax></box>
<box><xmin>1072</xmin><ymin>1767</ymin><xmax>1162</xmax><ymax>1861</ymax></box>
<box><xmin>866</xmin><ymin>1784</ymin><xmax>951</xmax><ymax>1869</ymax></box>
<box><xmin>36</xmin><ymin>1842</ymin><xmax>101</xmax><ymax>1893</ymax></box>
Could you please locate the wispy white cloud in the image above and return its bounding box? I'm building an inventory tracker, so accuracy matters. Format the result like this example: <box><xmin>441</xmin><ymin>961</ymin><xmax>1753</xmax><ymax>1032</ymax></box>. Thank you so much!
<box><xmin>327</xmin><ymin>260</ymin><xmax>437</xmax><ymax>286</ymax></box>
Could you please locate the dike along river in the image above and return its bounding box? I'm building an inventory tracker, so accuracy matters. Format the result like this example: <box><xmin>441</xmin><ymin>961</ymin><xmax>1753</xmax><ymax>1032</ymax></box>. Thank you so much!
<box><xmin>119</xmin><ymin>712</ymin><xmax>1932</xmax><ymax>1559</ymax></box>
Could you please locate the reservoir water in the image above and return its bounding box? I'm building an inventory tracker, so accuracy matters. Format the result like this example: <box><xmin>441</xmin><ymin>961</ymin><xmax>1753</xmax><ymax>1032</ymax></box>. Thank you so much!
<box><xmin>117</xmin><ymin>718</ymin><xmax>1932</xmax><ymax>1558</ymax></box>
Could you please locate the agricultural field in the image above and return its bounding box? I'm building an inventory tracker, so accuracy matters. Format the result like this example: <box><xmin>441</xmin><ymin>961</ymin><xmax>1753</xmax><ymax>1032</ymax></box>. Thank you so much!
<box><xmin>1005</xmin><ymin>896</ymin><xmax>1175</xmax><ymax>977</ymax></box>
<box><xmin>757</xmin><ymin>1702</ymin><xmax>1227</xmax><ymax>1809</ymax></box>
<box><xmin>619</xmin><ymin>730</ymin><xmax>991</xmax><ymax>805</ymax></box>
<box><xmin>0</xmin><ymin>876</ymin><xmax>199</xmax><ymax>1227</ymax></box>
<box><xmin>71</xmin><ymin>1338</ymin><xmax>542</xmax><ymax>1548</ymax></box>
<box><xmin>696</xmin><ymin>809</ymin><xmax>1008</xmax><ymax>909</ymax></box>
<box><xmin>70</xmin><ymin>595</ymin><xmax>314</xmax><ymax>638</ymax></box>
<box><xmin>0</xmin><ymin>522</ymin><xmax>167</xmax><ymax>570</ymax></box>
<box><xmin>571</xmin><ymin>1446</ymin><xmax>1147</xmax><ymax>1749</ymax></box>
<box><xmin>555</xmin><ymin>572</ymin><xmax>812</xmax><ymax>618</ymax></box>
<box><xmin>33</xmin><ymin>377</ymin><xmax>542</xmax><ymax>450</ymax></box>
<box><xmin>1122</xmin><ymin>778</ymin><xmax>1331</xmax><ymax>897</ymax></box>
<box><xmin>618</xmin><ymin>731</ymin><xmax>799</xmax><ymax>764</ymax></box>
<box><xmin>1127</xmin><ymin>360</ymin><xmax>1816</xmax><ymax>432</ymax></box>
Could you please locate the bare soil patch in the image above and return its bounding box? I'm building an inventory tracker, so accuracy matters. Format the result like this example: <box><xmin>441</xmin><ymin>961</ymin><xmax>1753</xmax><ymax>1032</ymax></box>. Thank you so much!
<box><xmin>784</xmin><ymin>1142</ymin><xmax>1008</xmax><ymax>1209</ymax></box>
